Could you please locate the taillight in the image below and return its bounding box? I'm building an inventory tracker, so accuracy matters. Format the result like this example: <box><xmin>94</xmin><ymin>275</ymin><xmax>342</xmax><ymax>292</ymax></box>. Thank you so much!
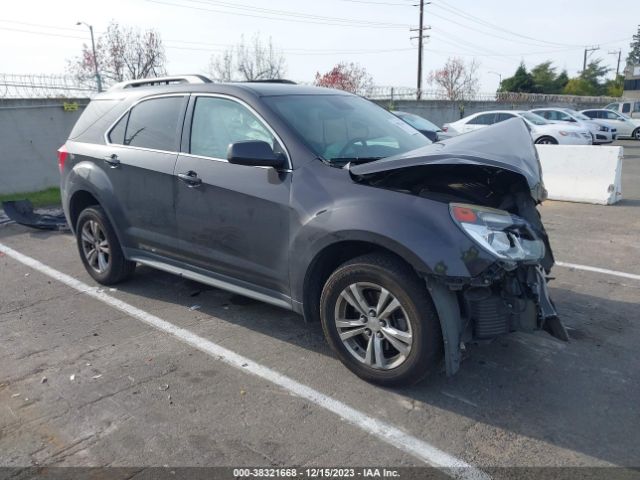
<box><xmin>57</xmin><ymin>145</ymin><xmax>68</xmax><ymax>172</ymax></box>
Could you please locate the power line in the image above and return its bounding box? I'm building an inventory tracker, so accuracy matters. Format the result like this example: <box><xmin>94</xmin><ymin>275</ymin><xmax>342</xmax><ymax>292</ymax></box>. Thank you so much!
<box><xmin>339</xmin><ymin>0</ymin><xmax>415</xmax><ymax>6</ymax></box>
<box><xmin>147</xmin><ymin>0</ymin><xmax>410</xmax><ymax>28</ymax></box>
<box><xmin>0</xmin><ymin>24</ymin><xmax>416</xmax><ymax>56</ymax></box>
<box><xmin>433</xmin><ymin>2</ymin><xmax>582</xmax><ymax>48</ymax></box>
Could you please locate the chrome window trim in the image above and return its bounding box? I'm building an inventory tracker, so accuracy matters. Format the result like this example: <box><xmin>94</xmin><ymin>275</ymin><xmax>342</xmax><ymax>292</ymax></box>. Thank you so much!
<box><xmin>103</xmin><ymin>92</ymin><xmax>292</xmax><ymax>171</ymax></box>
<box><xmin>188</xmin><ymin>93</ymin><xmax>292</xmax><ymax>170</ymax></box>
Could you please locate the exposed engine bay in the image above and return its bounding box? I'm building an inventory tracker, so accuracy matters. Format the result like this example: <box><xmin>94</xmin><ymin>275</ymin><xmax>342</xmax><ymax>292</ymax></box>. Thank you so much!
<box><xmin>348</xmin><ymin>119</ymin><xmax>569</xmax><ymax>373</ymax></box>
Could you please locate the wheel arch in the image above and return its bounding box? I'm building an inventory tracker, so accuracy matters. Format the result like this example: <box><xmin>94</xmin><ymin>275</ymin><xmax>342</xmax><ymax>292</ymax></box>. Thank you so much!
<box><xmin>300</xmin><ymin>238</ymin><xmax>427</xmax><ymax>325</ymax></box>
<box><xmin>68</xmin><ymin>190</ymin><xmax>100</xmax><ymax>232</ymax></box>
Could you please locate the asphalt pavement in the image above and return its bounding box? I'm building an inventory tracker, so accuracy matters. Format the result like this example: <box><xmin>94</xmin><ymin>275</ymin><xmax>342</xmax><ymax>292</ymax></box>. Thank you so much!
<box><xmin>0</xmin><ymin>141</ymin><xmax>639</xmax><ymax>478</ymax></box>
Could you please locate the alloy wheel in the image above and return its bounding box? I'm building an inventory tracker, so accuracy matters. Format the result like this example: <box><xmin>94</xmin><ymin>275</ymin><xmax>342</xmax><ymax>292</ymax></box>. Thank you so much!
<box><xmin>334</xmin><ymin>282</ymin><xmax>413</xmax><ymax>370</ymax></box>
<box><xmin>80</xmin><ymin>220</ymin><xmax>111</xmax><ymax>274</ymax></box>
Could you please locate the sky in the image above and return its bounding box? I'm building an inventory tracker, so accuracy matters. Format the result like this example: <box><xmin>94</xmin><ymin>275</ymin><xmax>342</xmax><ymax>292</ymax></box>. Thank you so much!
<box><xmin>0</xmin><ymin>0</ymin><xmax>638</xmax><ymax>92</ymax></box>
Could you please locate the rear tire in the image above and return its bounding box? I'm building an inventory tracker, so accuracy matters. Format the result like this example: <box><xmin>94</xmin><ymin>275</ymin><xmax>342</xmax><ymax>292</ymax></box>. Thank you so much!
<box><xmin>320</xmin><ymin>253</ymin><xmax>442</xmax><ymax>386</ymax></box>
<box><xmin>535</xmin><ymin>136</ymin><xmax>558</xmax><ymax>145</ymax></box>
<box><xmin>76</xmin><ymin>206</ymin><xmax>135</xmax><ymax>285</ymax></box>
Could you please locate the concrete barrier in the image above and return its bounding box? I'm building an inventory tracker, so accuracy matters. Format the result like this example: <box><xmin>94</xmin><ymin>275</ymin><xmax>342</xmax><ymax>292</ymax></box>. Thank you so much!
<box><xmin>536</xmin><ymin>145</ymin><xmax>624</xmax><ymax>205</ymax></box>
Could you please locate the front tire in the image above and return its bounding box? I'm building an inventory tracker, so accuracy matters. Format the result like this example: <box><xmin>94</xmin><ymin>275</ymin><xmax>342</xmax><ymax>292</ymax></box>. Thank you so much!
<box><xmin>535</xmin><ymin>136</ymin><xmax>558</xmax><ymax>145</ymax></box>
<box><xmin>320</xmin><ymin>253</ymin><xmax>442</xmax><ymax>386</ymax></box>
<box><xmin>76</xmin><ymin>206</ymin><xmax>136</xmax><ymax>285</ymax></box>
<box><xmin>633</xmin><ymin>128</ymin><xmax>640</xmax><ymax>141</ymax></box>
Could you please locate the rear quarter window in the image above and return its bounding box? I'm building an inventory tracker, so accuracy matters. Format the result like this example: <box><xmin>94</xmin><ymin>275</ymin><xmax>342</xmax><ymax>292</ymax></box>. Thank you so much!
<box><xmin>68</xmin><ymin>99</ymin><xmax>122</xmax><ymax>140</ymax></box>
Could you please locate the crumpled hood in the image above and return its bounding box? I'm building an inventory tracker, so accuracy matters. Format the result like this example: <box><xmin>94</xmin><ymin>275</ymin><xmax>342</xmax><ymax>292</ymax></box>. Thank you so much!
<box><xmin>350</xmin><ymin>118</ymin><xmax>547</xmax><ymax>202</ymax></box>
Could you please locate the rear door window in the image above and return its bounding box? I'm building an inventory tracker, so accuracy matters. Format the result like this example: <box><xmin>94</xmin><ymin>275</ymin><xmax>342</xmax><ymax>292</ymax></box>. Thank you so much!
<box><xmin>111</xmin><ymin>96</ymin><xmax>184</xmax><ymax>151</ymax></box>
<box><xmin>622</xmin><ymin>103</ymin><xmax>631</xmax><ymax>114</ymax></box>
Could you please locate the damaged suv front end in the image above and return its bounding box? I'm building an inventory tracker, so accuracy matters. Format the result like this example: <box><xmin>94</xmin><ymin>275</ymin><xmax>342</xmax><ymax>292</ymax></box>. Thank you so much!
<box><xmin>349</xmin><ymin>118</ymin><xmax>567</xmax><ymax>375</ymax></box>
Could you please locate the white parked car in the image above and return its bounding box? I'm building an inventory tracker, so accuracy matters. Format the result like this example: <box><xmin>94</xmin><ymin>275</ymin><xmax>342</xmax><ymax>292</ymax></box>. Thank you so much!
<box><xmin>530</xmin><ymin>108</ymin><xmax>615</xmax><ymax>144</ymax></box>
<box><xmin>604</xmin><ymin>101</ymin><xmax>640</xmax><ymax>119</ymax></box>
<box><xmin>443</xmin><ymin>110</ymin><xmax>592</xmax><ymax>145</ymax></box>
<box><xmin>580</xmin><ymin>109</ymin><xmax>640</xmax><ymax>140</ymax></box>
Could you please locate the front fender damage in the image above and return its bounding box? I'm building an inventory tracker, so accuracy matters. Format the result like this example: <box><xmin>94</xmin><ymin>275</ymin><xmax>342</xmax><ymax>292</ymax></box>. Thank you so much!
<box><xmin>349</xmin><ymin>119</ymin><xmax>569</xmax><ymax>375</ymax></box>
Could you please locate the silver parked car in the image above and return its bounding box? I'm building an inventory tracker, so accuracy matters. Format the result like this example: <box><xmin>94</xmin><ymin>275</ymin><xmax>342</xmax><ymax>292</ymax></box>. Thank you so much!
<box><xmin>581</xmin><ymin>109</ymin><xmax>640</xmax><ymax>140</ymax></box>
<box><xmin>531</xmin><ymin>108</ymin><xmax>615</xmax><ymax>144</ymax></box>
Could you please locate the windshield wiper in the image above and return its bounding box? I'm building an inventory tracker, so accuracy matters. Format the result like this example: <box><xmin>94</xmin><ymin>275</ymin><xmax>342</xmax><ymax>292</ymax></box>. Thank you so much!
<box><xmin>326</xmin><ymin>157</ymin><xmax>383</xmax><ymax>167</ymax></box>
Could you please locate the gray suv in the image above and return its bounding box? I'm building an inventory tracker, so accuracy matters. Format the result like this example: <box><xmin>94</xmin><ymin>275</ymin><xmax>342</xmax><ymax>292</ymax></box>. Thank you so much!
<box><xmin>59</xmin><ymin>76</ymin><xmax>565</xmax><ymax>385</ymax></box>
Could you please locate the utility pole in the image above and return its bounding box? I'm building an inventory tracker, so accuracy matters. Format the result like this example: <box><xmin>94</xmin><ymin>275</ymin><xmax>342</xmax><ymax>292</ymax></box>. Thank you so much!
<box><xmin>583</xmin><ymin>46</ymin><xmax>600</xmax><ymax>72</ymax></box>
<box><xmin>77</xmin><ymin>21</ymin><xmax>103</xmax><ymax>93</ymax></box>
<box><xmin>608</xmin><ymin>49</ymin><xmax>622</xmax><ymax>77</ymax></box>
<box><xmin>410</xmin><ymin>1</ymin><xmax>430</xmax><ymax>100</ymax></box>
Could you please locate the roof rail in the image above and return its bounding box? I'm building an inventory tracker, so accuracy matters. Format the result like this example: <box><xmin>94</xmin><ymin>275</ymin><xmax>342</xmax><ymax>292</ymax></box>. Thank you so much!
<box><xmin>109</xmin><ymin>75</ymin><xmax>212</xmax><ymax>91</ymax></box>
<box><xmin>244</xmin><ymin>79</ymin><xmax>297</xmax><ymax>84</ymax></box>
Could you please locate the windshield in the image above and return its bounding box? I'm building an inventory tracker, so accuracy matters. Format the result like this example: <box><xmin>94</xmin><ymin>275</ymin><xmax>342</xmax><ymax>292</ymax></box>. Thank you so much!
<box><xmin>263</xmin><ymin>95</ymin><xmax>431</xmax><ymax>163</ymax></box>
<box><xmin>563</xmin><ymin>109</ymin><xmax>590</xmax><ymax>121</ymax></box>
<box><xmin>519</xmin><ymin>111</ymin><xmax>549</xmax><ymax>126</ymax></box>
<box><xmin>394</xmin><ymin>112</ymin><xmax>441</xmax><ymax>132</ymax></box>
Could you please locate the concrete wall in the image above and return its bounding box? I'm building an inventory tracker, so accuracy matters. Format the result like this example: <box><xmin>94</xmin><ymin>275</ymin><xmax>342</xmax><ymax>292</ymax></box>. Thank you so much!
<box><xmin>0</xmin><ymin>98</ymin><xmax>87</xmax><ymax>195</ymax></box>
<box><xmin>0</xmin><ymin>96</ymin><xmax>613</xmax><ymax>195</ymax></box>
<box><xmin>374</xmin><ymin>99</ymin><xmax>611</xmax><ymax>128</ymax></box>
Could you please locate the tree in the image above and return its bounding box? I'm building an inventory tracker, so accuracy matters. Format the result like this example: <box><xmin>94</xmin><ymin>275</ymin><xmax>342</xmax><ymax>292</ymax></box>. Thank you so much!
<box><xmin>209</xmin><ymin>34</ymin><xmax>286</xmax><ymax>81</ymax></box>
<box><xmin>427</xmin><ymin>57</ymin><xmax>480</xmax><ymax>101</ymax></box>
<box><xmin>554</xmin><ymin>70</ymin><xmax>569</xmax><ymax>92</ymax></box>
<box><xmin>314</xmin><ymin>62</ymin><xmax>373</xmax><ymax>95</ymax></box>
<box><xmin>563</xmin><ymin>77</ymin><xmax>596</xmax><ymax>96</ymax></box>
<box><xmin>626</xmin><ymin>24</ymin><xmax>640</xmax><ymax>69</ymax></box>
<box><xmin>67</xmin><ymin>21</ymin><xmax>166</xmax><ymax>87</ymax></box>
<box><xmin>499</xmin><ymin>62</ymin><xmax>534</xmax><ymax>92</ymax></box>
<box><xmin>530</xmin><ymin>61</ymin><xmax>558</xmax><ymax>93</ymax></box>
<box><xmin>579</xmin><ymin>59</ymin><xmax>611</xmax><ymax>95</ymax></box>
<box><xmin>605</xmin><ymin>75</ymin><xmax>625</xmax><ymax>97</ymax></box>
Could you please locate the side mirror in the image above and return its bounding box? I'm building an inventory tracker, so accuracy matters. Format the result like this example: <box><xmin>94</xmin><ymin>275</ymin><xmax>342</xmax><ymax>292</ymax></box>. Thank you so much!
<box><xmin>227</xmin><ymin>140</ymin><xmax>286</xmax><ymax>168</ymax></box>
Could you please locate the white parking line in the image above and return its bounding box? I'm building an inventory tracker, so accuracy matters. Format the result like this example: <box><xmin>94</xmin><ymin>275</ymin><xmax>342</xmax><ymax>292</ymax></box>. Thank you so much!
<box><xmin>0</xmin><ymin>242</ymin><xmax>489</xmax><ymax>480</ymax></box>
<box><xmin>556</xmin><ymin>261</ymin><xmax>640</xmax><ymax>281</ymax></box>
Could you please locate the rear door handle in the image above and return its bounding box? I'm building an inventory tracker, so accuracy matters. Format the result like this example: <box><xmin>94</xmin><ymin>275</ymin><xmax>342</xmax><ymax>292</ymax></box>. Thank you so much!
<box><xmin>177</xmin><ymin>171</ymin><xmax>202</xmax><ymax>187</ymax></box>
<box><xmin>104</xmin><ymin>154</ymin><xmax>120</xmax><ymax>167</ymax></box>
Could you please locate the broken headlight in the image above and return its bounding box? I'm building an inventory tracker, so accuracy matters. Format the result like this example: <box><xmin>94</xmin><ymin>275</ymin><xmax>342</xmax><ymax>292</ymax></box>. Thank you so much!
<box><xmin>450</xmin><ymin>203</ymin><xmax>545</xmax><ymax>262</ymax></box>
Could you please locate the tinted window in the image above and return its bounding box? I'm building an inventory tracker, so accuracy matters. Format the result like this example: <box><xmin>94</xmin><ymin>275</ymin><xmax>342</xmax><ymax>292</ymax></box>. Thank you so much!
<box><xmin>190</xmin><ymin>97</ymin><xmax>279</xmax><ymax>159</ymax></box>
<box><xmin>69</xmin><ymin>99</ymin><xmax>121</xmax><ymax>140</ymax></box>
<box><xmin>123</xmin><ymin>96</ymin><xmax>184</xmax><ymax>151</ymax></box>
<box><xmin>520</xmin><ymin>112</ymin><xmax>548</xmax><ymax>125</ymax></box>
<box><xmin>556</xmin><ymin>111</ymin><xmax>573</xmax><ymax>121</ymax></box>
<box><xmin>468</xmin><ymin>113</ymin><xmax>495</xmax><ymax>125</ymax></box>
<box><xmin>533</xmin><ymin>110</ymin><xmax>550</xmax><ymax>119</ymax></box>
<box><xmin>263</xmin><ymin>95</ymin><xmax>430</xmax><ymax>162</ymax></box>
<box><xmin>395</xmin><ymin>112</ymin><xmax>441</xmax><ymax>132</ymax></box>
<box><xmin>622</xmin><ymin>103</ymin><xmax>631</xmax><ymax>113</ymax></box>
<box><xmin>109</xmin><ymin>113</ymin><xmax>128</xmax><ymax>144</ymax></box>
<box><xmin>495</xmin><ymin>113</ymin><xmax>516</xmax><ymax>123</ymax></box>
<box><xmin>582</xmin><ymin>110</ymin><xmax>598</xmax><ymax>119</ymax></box>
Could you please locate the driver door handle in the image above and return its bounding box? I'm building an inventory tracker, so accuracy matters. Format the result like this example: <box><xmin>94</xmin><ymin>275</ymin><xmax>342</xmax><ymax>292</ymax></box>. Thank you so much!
<box><xmin>177</xmin><ymin>171</ymin><xmax>202</xmax><ymax>187</ymax></box>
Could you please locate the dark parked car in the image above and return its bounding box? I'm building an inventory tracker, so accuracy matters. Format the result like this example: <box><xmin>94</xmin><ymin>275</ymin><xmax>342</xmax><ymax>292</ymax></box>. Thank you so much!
<box><xmin>392</xmin><ymin>111</ymin><xmax>451</xmax><ymax>141</ymax></box>
<box><xmin>59</xmin><ymin>76</ymin><xmax>565</xmax><ymax>386</ymax></box>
